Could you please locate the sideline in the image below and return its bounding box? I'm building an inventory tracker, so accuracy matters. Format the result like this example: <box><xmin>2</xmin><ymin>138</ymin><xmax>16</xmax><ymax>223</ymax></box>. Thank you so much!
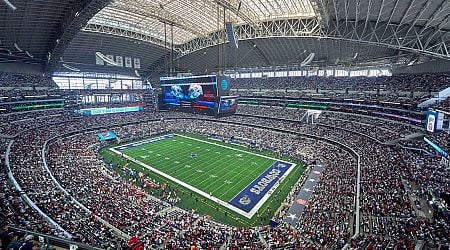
<box><xmin>110</xmin><ymin>134</ymin><xmax>296</xmax><ymax>219</ymax></box>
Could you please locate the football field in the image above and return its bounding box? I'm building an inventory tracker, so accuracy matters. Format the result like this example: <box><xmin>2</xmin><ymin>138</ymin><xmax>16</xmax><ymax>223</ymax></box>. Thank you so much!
<box><xmin>110</xmin><ymin>133</ymin><xmax>296</xmax><ymax>218</ymax></box>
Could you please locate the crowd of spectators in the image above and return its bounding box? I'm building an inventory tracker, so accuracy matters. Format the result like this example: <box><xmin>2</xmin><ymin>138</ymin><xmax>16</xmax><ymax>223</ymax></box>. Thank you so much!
<box><xmin>0</xmin><ymin>226</ymin><xmax>47</xmax><ymax>250</ymax></box>
<box><xmin>227</xmin><ymin>74</ymin><xmax>450</xmax><ymax>108</ymax></box>
<box><xmin>7</xmin><ymin>126</ymin><xmax>122</xmax><ymax>248</ymax></box>
<box><xmin>1</xmin><ymin>139</ymin><xmax>60</xmax><ymax>246</ymax></box>
<box><xmin>234</xmin><ymin>114</ymin><xmax>447</xmax><ymax>248</ymax></box>
<box><xmin>0</xmin><ymin>104</ymin><xmax>449</xmax><ymax>249</ymax></box>
<box><xmin>1</xmin><ymin>109</ymin><xmax>358</xmax><ymax>248</ymax></box>
<box><xmin>227</xmin><ymin>110</ymin><xmax>449</xmax><ymax>248</ymax></box>
<box><xmin>236</xmin><ymin>105</ymin><xmax>422</xmax><ymax>142</ymax></box>
<box><xmin>0</xmin><ymin>89</ymin><xmax>62</xmax><ymax>103</ymax></box>
<box><xmin>0</xmin><ymin>72</ymin><xmax>57</xmax><ymax>88</ymax></box>
<box><xmin>232</xmin><ymin>88</ymin><xmax>431</xmax><ymax>107</ymax></box>
<box><xmin>230</xmin><ymin>74</ymin><xmax>450</xmax><ymax>93</ymax></box>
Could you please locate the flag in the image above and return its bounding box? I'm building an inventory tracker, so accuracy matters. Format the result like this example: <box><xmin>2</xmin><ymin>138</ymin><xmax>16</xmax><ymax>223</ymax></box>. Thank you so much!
<box><xmin>97</xmin><ymin>131</ymin><xmax>117</xmax><ymax>141</ymax></box>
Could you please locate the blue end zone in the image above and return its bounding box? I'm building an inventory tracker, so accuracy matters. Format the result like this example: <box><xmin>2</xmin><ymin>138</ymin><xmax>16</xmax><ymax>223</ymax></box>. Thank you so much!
<box><xmin>113</xmin><ymin>134</ymin><xmax>175</xmax><ymax>151</ymax></box>
<box><xmin>229</xmin><ymin>161</ymin><xmax>294</xmax><ymax>212</ymax></box>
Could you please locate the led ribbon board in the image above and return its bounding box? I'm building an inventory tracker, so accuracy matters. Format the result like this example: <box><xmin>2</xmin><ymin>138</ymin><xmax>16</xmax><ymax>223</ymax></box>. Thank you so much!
<box><xmin>424</xmin><ymin>137</ymin><xmax>448</xmax><ymax>158</ymax></box>
<box><xmin>78</xmin><ymin>106</ymin><xmax>143</xmax><ymax>115</ymax></box>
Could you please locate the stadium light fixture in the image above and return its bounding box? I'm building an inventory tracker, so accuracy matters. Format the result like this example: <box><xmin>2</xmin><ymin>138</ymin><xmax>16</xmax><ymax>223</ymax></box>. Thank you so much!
<box><xmin>0</xmin><ymin>48</ymin><xmax>12</xmax><ymax>55</ymax></box>
<box><xmin>62</xmin><ymin>63</ymin><xmax>81</xmax><ymax>72</ymax></box>
<box><xmin>95</xmin><ymin>52</ymin><xmax>119</xmax><ymax>66</ymax></box>
<box><xmin>301</xmin><ymin>53</ymin><xmax>315</xmax><ymax>67</ymax></box>
<box><xmin>2</xmin><ymin>0</ymin><xmax>16</xmax><ymax>11</ymax></box>
<box><xmin>13</xmin><ymin>43</ymin><xmax>22</xmax><ymax>52</ymax></box>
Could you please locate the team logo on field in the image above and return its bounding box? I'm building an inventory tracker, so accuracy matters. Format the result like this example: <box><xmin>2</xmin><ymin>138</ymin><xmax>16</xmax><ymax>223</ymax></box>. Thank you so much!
<box><xmin>278</xmin><ymin>163</ymin><xmax>286</xmax><ymax>168</ymax></box>
<box><xmin>239</xmin><ymin>195</ymin><xmax>251</xmax><ymax>205</ymax></box>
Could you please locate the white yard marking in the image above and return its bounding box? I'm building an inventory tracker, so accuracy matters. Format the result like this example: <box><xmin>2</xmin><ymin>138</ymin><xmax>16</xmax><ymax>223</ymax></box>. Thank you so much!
<box><xmin>109</xmin><ymin>134</ymin><xmax>296</xmax><ymax>219</ymax></box>
<box><xmin>175</xmin><ymin>134</ymin><xmax>291</xmax><ymax>163</ymax></box>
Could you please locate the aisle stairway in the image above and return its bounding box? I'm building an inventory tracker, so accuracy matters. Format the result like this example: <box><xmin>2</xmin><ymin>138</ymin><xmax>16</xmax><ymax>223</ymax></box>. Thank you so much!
<box><xmin>383</xmin><ymin>132</ymin><xmax>424</xmax><ymax>145</ymax></box>
<box><xmin>418</xmin><ymin>86</ymin><xmax>450</xmax><ymax>108</ymax></box>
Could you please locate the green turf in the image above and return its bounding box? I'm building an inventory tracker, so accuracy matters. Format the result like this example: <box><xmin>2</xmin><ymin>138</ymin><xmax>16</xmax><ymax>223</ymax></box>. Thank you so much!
<box><xmin>119</xmin><ymin>134</ymin><xmax>277</xmax><ymax>201</ymax></box>
<box><xmin>102</xmin><ymin>133</ymin><xmax>304</xmax><ymax>227</ymax></box>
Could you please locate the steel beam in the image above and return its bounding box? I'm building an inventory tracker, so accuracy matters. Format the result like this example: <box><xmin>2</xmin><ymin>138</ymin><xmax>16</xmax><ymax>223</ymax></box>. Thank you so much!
<box><xmin>46</xmin><ymin>0</ymin><xmax>111</xmax><ymax>73</ymax></box>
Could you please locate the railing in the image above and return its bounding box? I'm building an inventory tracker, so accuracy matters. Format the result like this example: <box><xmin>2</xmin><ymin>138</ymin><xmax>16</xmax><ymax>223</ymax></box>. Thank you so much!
<box><xmin>9</xmin><ymin>226</ymin><xmax>103</xmax><ymax>250</ymax></box>
<box><xmin>42</xmin><ymin>136</ymin><xmax>130</xmax><ymax>240</ymax></box>
<box><xmin>4</xmin><ymin>140</ymin><xmax>72</xmax><ymax>238</ymax></box>
<box><xmin>6</xmin><ymin>112</ymin><xmax>364</xmax><ymax>249</ymax></box>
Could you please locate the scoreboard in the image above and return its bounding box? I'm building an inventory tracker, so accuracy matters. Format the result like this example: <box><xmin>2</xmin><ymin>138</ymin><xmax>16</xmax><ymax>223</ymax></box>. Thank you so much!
<box><xmin>159</xmin><ymin>74</ymin><xmax>237</xmax><ymax>116</ymax></box>
<box><xmin>218</xmin><ymin>96</ymin><xmax>238</xmax><ymax>115</ymax></box>
<box><xmin>426</xmin><ymin>110</ymin><xmax>444</xmax><ymax>132</ymax></box>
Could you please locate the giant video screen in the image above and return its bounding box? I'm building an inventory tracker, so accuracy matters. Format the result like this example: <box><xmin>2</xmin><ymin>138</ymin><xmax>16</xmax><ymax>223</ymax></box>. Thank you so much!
<box><xmin>218</xmin><ymin>96</ymin><xmax>238</xmax><ymax>115</ymax></box>
<box><xmin>160</xmin><ymin>75</ymin><xmax>217</xmax><ymax>113</ymax></box>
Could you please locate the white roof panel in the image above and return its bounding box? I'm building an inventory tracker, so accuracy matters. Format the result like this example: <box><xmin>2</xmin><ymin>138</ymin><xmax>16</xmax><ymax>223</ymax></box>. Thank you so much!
<box><xmin>87</xmin><ymin>0</ymin><xmax>317</xmax><ymax>45</ymax></box>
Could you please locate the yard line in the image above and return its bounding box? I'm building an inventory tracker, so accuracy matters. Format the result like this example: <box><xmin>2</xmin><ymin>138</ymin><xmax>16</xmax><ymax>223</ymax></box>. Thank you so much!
<box><xmin>127</xmin><ymin>136</ymin><xmax>250</xmax><ymax>196</ymax></box>
<box><xmin>200</xmin><ymin>152</ymin><xmax>259</xmax><ymax>190</ymax></box>
<box><xmin>141</xmin><ymin>137</ymin><xmax>225</xmax><ymax>181</ymax></box>
<box><xmin>193</xmin><ymin>157</ymin><xmax>240</xmax><ymax>187</ymax></box>
<box><xmin>110</xmin><ymin>147</ymin><xmax>256</xmax><ymax>218</ymax></box>
<box><xmin>175</xmin><ymin>134</ymin><xmax>290</xmax><ymax>163</ymax></box>
<box><xmin>186</xmin><ymin>146</ymin><xmax>244</xmax><ymax>181</ymax></box>
<box><xmin>212</xmin><ymin>157</ymin><xmax>272</xmax><ymax>200</ymax></box>
<box><xmin>128</xmin><ymin>135</ymin><xmax>274</xmax><ymax>199</ymax></box>
<box><xmin>164</xmin><ymin>140</ymin><xmax>228</xmax><ymax>179</ymax></box>
<box><xmin>207</xmin><ymin>155</ymin><xmax>258</xmax><ymax>197</ymax></box>
<box><xmin>110</xmin><ymin>134</ymin><xmax>298</xmax><ymax>219</ymax></box>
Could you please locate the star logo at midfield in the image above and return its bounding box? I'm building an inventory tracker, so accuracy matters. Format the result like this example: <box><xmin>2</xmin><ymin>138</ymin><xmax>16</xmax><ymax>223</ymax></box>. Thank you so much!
<box><xmin>286</xmin><ymin>213</ymin><xmax>298</xmax><ymax>221</ymax></box>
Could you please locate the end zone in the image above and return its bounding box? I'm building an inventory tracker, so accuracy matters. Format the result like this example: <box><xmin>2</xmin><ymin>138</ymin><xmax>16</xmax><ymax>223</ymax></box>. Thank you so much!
<box><xmin>230</xmin><ymin>161</ymin><xmax>295</xmax><ymax>213</ymax></box>
<box><xmin>109</xmin><ymin>134</ymin><xmax>296</xmax><ymax>219</ymax></box>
